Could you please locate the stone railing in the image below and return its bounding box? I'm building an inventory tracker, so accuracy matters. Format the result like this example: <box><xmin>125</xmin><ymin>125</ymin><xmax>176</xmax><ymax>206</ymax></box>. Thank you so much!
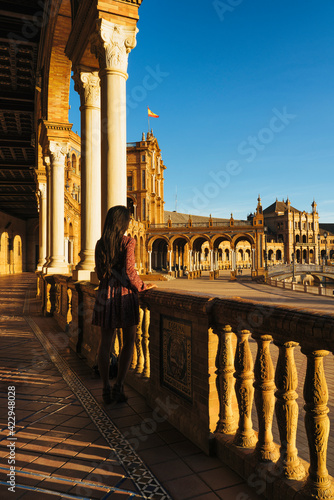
<box><xmin>39</xmin><ymin>274</ymin><xmax>334</xmax><ymax>500</ymax></box>
<box><xmin>268</xmin><ymin>263</ymin><xmax>334</xmax><ymax>277</ymax></box>
<box><xmin>267</xmin><ymin>277</ymin><xmax>334</xmax><ymax>297</ymax></box>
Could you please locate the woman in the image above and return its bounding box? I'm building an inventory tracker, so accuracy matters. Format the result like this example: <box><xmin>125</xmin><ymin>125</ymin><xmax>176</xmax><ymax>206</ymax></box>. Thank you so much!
<box><xmin>92</xmin><ymin>205</ymin><xmax>156</xmax><ymax>404</ymax></box>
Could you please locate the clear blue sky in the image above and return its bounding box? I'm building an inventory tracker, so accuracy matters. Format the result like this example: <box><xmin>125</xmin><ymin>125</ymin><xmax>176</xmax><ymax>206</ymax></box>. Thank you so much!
<box><xmin>69</xmin><ymin>0</ymin><xmax>334</xmax><ymax>222</ymax></box>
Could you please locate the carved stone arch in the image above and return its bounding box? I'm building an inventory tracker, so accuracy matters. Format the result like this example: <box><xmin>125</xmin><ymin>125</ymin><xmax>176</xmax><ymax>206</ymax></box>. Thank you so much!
<box><xmin>148</xmin><ymin>235</ymin><xmax>169</xmax><ymax>252</ymax></box>
<box><xmin>211</xmin><ymin>234</ymin><xmax>233</xmax><ymax>250</ymax></box>
<box><xmin>232</xmin><ymin>233</ymin><xmax>255</xmax><ymax>248</ymax></box>
<box><xmin>13</xmin><ymin>235</ymin><xmax>23</xmax><ymax>273</ymax></box>
<box><xmin>169</xmin><ymin>234</ymin><xmax>191</xmax><ymax>248</ymax></box>
<box><xmin>44</xmin><ymin>1</ymin><xmax>72</xmax><ymax>123</ymax></box>
<box><xmin>190</xmin><ymin>234</ymin><xmax>210</xmax><ymax>251</ymax></box>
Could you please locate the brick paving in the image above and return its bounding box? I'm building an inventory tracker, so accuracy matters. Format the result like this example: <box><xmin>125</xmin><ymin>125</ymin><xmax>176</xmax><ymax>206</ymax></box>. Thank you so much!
<box><xmin>0</xmin><ymin>274</ymin><xmax>263</xmax><ymax>499</ymax></box>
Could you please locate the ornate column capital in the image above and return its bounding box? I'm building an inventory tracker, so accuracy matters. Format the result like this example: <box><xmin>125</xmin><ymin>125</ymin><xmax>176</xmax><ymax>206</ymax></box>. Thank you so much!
<box><xmin>49</xmin><ymin>142</ymin><xmax>68</xmax><ymax>165</ymax></box>
<box><xmin>90</xmin><ymin>19</ymin><xmax>138</xmax><ymax>75</ymax></box>
<box><xmin>72</xmin><ymin>68</ymin><xmax>100</xmax><ymax>107</ymax></box>
<box><xmin>38</xmin><ymin>182</ymin><xmax>47</xmax><ymax>199</ymax></box>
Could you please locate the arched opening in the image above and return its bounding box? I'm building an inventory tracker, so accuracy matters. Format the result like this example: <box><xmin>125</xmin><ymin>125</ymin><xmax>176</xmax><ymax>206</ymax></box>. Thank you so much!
<box><xmin>296</xmin><ymin>249</ymin><xmax>301</xmax><ymax>263</ymax></box>
<box><xmin>151</xmin><ymin>238</ymin><xmax>168</xmax><ymax>271</ymax></box>
<box><xmin>302</xmin><ymin>249</ymin><xmax>307</xmax><ymax>262</ymax></box>
<box><xmin>309</xmin><ymin>249</ymin><xmax>314</xmax><ymax>263</ymax></box>
<box><xmin>0</xmin><ymin>232</ymin><xmax>9</xmax><ymax>274</ymax></box>
<box><xmin>212</xmin><ymin>235</ymin><xmax>232</xmax><ymax>270</ymax></box>
<box><xmin>233</xmin><ymin>235</ymin><xmax>253</xmax><ymax>270</ymax></box>
<box><xmin>71</xmin><ymin>153</ymin><xmax>77</xmax><ymax>172</ymax></box>
<box><xmin>302</xmin><ymin>235</ymin><xmax>307</xmax><ymax>244</ymax></box>
<box><xmin>238</xmin><ymin>249</ymin><xmax>244</xmax><ymax>262</ymax></box>
<box><xmin>225</xmin><ymin>248</ymin><xmax>230</xmax><ymax>264</ymax></box>
<box><xmin>192</xmin><ymin>236</ymin><xmax>210</xmax><ymax>271</ymax></box>
<box><xmin>13</xmin><ymin>235</ymin><xmax>23</xmax><ymax>273</ymax></box>
<box><xmin>171</xmin><ymin>236</ymin><xmax>189</xmax><ymax>275</ymax></box>
<box><xmin>296</xmin><ymin>234</ymin><xmax>300</xmax><ymax>243</ymax></box>
<box><xmin>268</xmin><ymin>249</ymin><xmax>274</xmax><ymax>262</ymax></box>
<box><xmin>127</xmin><ymin>197</ymin><xmax>136</xmax><ymax>218</ymax></box>
<box><xmin>276</xmin><ymin>249</ymin><xmax>282</xmax><ymax>261</ymax></box>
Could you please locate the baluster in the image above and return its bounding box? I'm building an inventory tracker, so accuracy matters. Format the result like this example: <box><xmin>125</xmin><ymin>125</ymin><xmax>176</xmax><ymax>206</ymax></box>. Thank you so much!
<box><xmin>215</xmin><ymin>325</ymin><xmax>237</xmax><ymax>434</ymax></box>
<box><xmin>253</xmin><ymin>334</ymin><xmax>279</xmax><ymax>461</ymax></box>
<box><xmin>67</xmin><ymin>288</ymin><xmax>72</xmax><ymax>325</ymax></box>
<box><xmin>301</xmin><ymin>349</ymin><xmax>334</xmax><ymax>498</ymax></box>
<box><xmin>46</xmin><ymin>283</ymin><xmax>52</xmax><ymax>314</ymax></box>
<box><xmin>274</xmin><ymin>341</ymin><xmax>305</xmax><ymax>479</ymax></box>
<box><xmin>233</xmin><ymin>329</ymin><xmax>256</xmax><ymax>447</ymax></box>
<box><xmin>142</xmin><ymin>308</ymin><xmax>150</xmax><ymax>378</ymax></box>
<box><xmin>135</xmin><ymin>307</ymin><xmax>144</xmax><ymax>374</ymax></box>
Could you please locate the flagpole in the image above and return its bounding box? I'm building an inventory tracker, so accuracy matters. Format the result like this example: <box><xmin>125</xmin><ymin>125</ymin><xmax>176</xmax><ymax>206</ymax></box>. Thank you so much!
<box><xmin>147</xmin><ymin>107</ymin><xmax>150</xmax><ymax>134</ymax></box>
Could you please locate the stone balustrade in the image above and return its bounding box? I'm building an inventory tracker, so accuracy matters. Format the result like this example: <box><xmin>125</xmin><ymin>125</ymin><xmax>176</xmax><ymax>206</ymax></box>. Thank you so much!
<box><xmin>37</xmin><ymin>272</ymin><xmax>334</xmax><ymax>500</ymax></box>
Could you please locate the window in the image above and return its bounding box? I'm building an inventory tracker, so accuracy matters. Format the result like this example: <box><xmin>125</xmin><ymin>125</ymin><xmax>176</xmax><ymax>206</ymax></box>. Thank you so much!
<box><xmin>142</xmin><ymin>170</ymin><xmax>146</xmax><ymax>190</ymax></box>
<box><xmin>142</xmin><ymin>199</ymin><xmax>146</xmax><ymax>220</ymax></box>
<box><xmin>141</xmin><ymin>155</ymin><xmax>146</xmax><ymax>162</ymax></box>
<box><xmin>127</xmin><ymin>175</ymin><xmax>133</xmax><ymax>191</ymax></box>
<box><xmin>152</xmin><ymin>174</ymin><xmax>155</xmax><ymax>193</ymax></box>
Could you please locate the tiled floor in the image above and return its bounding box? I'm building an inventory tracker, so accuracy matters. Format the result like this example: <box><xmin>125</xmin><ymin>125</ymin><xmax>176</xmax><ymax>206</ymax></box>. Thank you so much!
<box><xmin>0</xmin><ymin>274</ymin><xmax>263</xmax><ymax>499</ymax></box>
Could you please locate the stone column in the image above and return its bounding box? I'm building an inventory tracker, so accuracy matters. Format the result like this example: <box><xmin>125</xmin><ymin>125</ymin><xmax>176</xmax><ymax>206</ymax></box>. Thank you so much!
<box><xmin>231</xmin><ymin>249</ymin><xmax>236</xmax><ymax>271</ymax></box>
<box><xmin>91</xmin><ymin>19</ymin><xmax>138</xmax><ymax>223</ymax></box>
<box><xmin>64</xmin><ymin>237</ymin><xmax>69</xmax><ymax>264</ymax></box>
<box><xmin>42</xmin><ymin>157</ymin><xmax>51</xmax><ymax>272</ymax></box>
<box><xmin>72</xmin><ymin>69</ymin><xmax>101</xmax><ymax>281</ymax></box>
<box><xmin>36</xmin><ymin>182</ymin><xmax>47</xmax><ymax>271</ymax></box>
<box><xmin>189</xmin><ymin>250</ymin><xmax>193</xmax><ymax>272</ymax></box>
<box><xmin>148</xmin><ymin>250</ymin><xmax>152</xmax><ymax>273</ymax></box>
<box><xmin>210</xmin><ymin>249</ymin><xmax>214</xmax><ymax>272</ymax></box>
<box><xmin>168</xmin><ymin>250</ymin><xmax>172</xmax><ymax>273</ymax></box>
<box><xmin>45</xmin><ymin>142</ymin><xmax>69</xmax><ymax>274</ymax></box>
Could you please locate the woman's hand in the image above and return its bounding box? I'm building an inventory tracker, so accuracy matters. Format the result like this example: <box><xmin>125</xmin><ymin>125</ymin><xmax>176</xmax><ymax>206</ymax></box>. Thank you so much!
<box><xmin>146</xmin><ymin>283</ymin><xmax>158</xmax><ymax>290</ymax></box>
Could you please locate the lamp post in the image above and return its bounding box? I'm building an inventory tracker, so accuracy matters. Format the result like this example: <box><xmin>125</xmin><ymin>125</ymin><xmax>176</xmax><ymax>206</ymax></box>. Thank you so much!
<box><xmin>292</xmin><ymin>252</ymin><xmax>296</xmax><ymax>283</ymax></box>
<box><xmin>317</xmin><ymin>234</ymin><xmax>321</xmax><ymax>265</ymax></box>
<box><xmin>264</xmin><ymin>226</ymin><xmax>268</xmax><ymax>271</ymax></box>
<box><xmin>324</xmin><ymin>231</ymin><xmax>328</xmax><ymax>266</ymax></box>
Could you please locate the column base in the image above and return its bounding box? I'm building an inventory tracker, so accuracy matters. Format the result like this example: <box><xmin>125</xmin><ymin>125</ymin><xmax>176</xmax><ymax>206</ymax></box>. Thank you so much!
<box><xmin>72</xmin><ymin>269</ymin><xmax>94</xmax><ymax>282</ymax></box>
<box><xmin>44</xmin><ymin>263</ymin><xmax>70</xmax><ymax>275</ymax></box>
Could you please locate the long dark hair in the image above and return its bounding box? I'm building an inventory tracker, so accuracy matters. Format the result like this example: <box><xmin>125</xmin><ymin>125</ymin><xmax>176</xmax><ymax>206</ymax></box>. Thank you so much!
<box><xmin>95</xmin><ymin>205</ymin><xmax>130</xmax><ymax>279</ymax></box>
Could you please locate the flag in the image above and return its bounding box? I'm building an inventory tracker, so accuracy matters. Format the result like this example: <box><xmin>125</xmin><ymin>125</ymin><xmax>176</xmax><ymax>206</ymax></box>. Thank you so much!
<box><xmin>148</xmin><ymin>107</ymin><xmax>159</xmax><ymax>118</ymax></box>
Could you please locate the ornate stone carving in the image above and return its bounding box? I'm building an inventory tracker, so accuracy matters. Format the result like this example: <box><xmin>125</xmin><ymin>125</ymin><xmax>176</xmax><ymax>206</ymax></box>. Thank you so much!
<box><xmin>253</xmin><ymin>334</ymin><xmax>279</xmax><ymax>462</ymax></box>
<box><xmin>274</xmin><ymin>341</ymin><xmax>305</xmax><ymax>479</ymax></box>
<box><xmin>233</xmin><ymin>330</ymin><xmax>256</xmax><ymax>448</ymax></box>
<box><xmin>301</xmin><ymin>349</ymin><xmax>334</xmax><ymax>499</ymax></box>
<box><xmin>72</xmin><ymin>68</ymin><xmax>100</xmax><ymax>107</ymax></box>
<box><xmin>38</xmin><ymin>182</ymin><xmax>47</xmax><ymax>199</ymax></box>
<box><xmin>49</xmin><ymin>142</ymin><xmax>68</xmax><ymax>165</ymax></box>
<box><xmin>215</xmin><ymin>325</ymin><xmax>237</xmax><ymax>434</ymax></box>
<box><xmin>142</xmin><ymin>307</ymin><xmax>150</xmax><ymax>378</ymax></box>
<box><xmin>90</xmin><ymin>19</ymin><xmax>138</xmax><ymax>74</ymax></box>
